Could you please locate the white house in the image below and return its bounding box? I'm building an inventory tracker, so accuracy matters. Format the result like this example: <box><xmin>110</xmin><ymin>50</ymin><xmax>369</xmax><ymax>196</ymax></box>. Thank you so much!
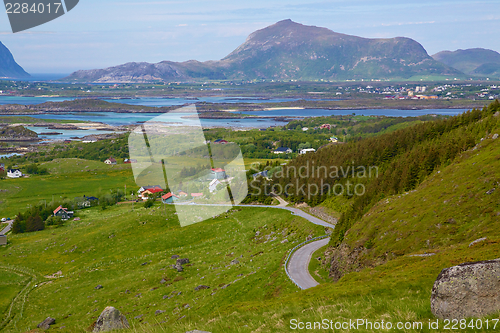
<box><xmin>209</xmin><ymin>179</ymin><xmax>221</xmax><ymax>193</ymax></box>
<box><xmin>299</xmin><ymin>148</ymin><xmax>316</xmax><ymax>154</ymax></box>
<box><xmin>7</xmin><ymin>169</ymin><xmax>22</xmax><ymax>178</ymax></box>
<box><xmin>104</xmin><ymin>157</ymin><xmax>117</xmax><ymax>165</ymax></box>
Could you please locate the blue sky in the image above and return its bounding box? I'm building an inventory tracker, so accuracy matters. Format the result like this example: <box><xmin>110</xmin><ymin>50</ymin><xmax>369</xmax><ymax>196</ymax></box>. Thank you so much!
<box><xmin>1</xmin><ymin>0</ymin><xmax>499</xmax><ymax>73</ymax></box>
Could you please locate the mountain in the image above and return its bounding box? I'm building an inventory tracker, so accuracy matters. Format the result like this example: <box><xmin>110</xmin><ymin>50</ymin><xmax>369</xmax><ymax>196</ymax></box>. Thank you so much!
<box><xmin>432</xmin><ymin>48</ymin><xmax>500</xmax><ymax>77</ymax></box>
<box><xmin>64</xmin><ymin>20</ymin><xmax>461</xmax><ymax>83</ymax></box>
<box><xmin>0</xmin><ymin>42</ymin><xmax>30</xmax><ymax>78</ymax></box>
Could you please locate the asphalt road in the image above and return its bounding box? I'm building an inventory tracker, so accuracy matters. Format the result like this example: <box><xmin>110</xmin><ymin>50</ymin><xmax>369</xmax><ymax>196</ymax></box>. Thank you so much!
<box><xmin>287</xmin><ymin>237</ymin><xmax>330</xmax><ymax>289</ymax></box>
<box><xmin>176</xmin><ymin>203</ymin><xmax>334</xmax><ymax>289</ymax></box>
<box><xmin>0</xmin><ymin>220</ymin><xmax>13</xmax><ymax>235</ymax></box>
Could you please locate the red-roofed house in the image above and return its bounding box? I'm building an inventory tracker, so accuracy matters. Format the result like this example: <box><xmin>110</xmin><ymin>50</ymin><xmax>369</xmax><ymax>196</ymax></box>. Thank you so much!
<box><xmin>141</xmin><ymin>188</ymin><xmax>163</xmax><ymax>200</ymax></box>
<box><xmin>161</xmin><ymin>192</ymin><xmax>179</xmax><ymax>203</ymax></box>
<box><xmin>53</xmin><ymin>205</ymin><xmax>74</xmax><ymax>220</ymax></box>
<box><xmin>191</xmin><ymin>193</ymin><xmax>203</xmax><ymax>198</ymax></box>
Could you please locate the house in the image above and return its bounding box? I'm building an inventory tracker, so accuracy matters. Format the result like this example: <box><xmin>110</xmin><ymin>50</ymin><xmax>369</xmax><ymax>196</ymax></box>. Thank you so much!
<box><xmin>76</xmin><ymin>195</ymin><xmax>98</xmax><ymax>208</ymax></box>
<box><xmin>161</xmin><ymin>192</ymin><xmax>179</xmax><ymax>203</ymax></box>
<box><xmin>82</xmin><ymin>136</ymin><xmax>98</xmax><ymax>143</ymax></box>
<box><xmin>104</xmin><ymin>157</ymin><xmax>117</xmax><ymax>165</ymax></box>
<box><xmin>191</xmin><ymin>193</ymin><xmax>203</xmax><ymax>198</ymax></box>
<box><xmin>330</xmin><ymin>136</ymin><xmax>339</xmax><ymax>143</ymax></box>
<box><xmin>84</xmin><ymin>195</ymin><xmax>99</xmax><ymax>202</ymax></box>
<box><xmin>299</xmin><ymin>148</ymin><xmax>316</xmax><ymax>154</ymax></box>
<box><xmin>63</xmin><ymin>140</ymin><xmax>72</xmax><ymax>144</ymax></box>
<box><xmin>0</xmin><ymin>163</ymin><xmax>4</xmax><ymax>172</ymax></box>
<box><xmin>273</xmin><ymin>147</ymin><xmax>292</xmax><ymax>154</ymax></box>
<box><xmin>252</xmin><ymin>170</ymin><xmax>268</xmax><ymax>179</ymax></box>
<box><xmin>7</xmin><ymin>169</ymin><xmax>22</xmax><ymax>178</ymax></box>
<box><xmin>209</xmin><ymin>168</ymin><xmax>226</xmax><ymax>180</ymax></box>
<box><xmin>320</xmin><ymin>124</ymin><xmax>332</xmax><ymax>130</ymax></box>
<box><xmin>123</xmin><ymin>159</ymin><xmax>137</xmax><ymax>163</ymax></box>
<box><xmin>0</xmin><ymin>235</ymin><xmax>6</xmax><ymax>246</ymax></box>
<box><xmin>141</xmin><ymin>188</ymin><xmax>163</xmax><ymax>200</ymax></box>
<box><xmin>213</xmin><ymin>139</ymin><xmax>228</xmax><ymax>144</ymax></box>
<box><xmin>138</xmin><ymin>185</ymin><xmax>163</xmax><ymax>198</ymax></box>
<box><xmin>302</xmin><ymin>127</ymin><xmax>309</xmax><ymax>131</ymax></box>
<box><xmin>177</xmin><ymin>191</ymin><xmax>188</xmax><ymax>197</ymax></box>
<box><xmin>53</xmin><ymin>206</ymin><xmax>74</xmax><ymax>220</ymax></box>
<box><xmin>209</xmin><ymin>179</ymin><xmax>221</xmax><ymax>193</ymax></box>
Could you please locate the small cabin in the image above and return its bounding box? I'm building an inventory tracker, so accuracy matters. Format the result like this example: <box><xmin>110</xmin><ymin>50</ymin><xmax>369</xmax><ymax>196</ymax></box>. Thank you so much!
<box><xmin>209</xmin><ymin>168</ymin><xmax>226</xmax><ymax>180</ymax></box>
<box><xmin>161</xmin><ymin>192</ymin><xmax>179</xmax><ymax>203</ymax></box>
<box><xmin>0</xmin><ymin>235</ymin><xmax>6</xmax><ymax>246</ymax></box>
<box><xmin>53</xmin><ymin>205</ymin><xmax>74</xmax><ymax>220</ymax></box>
<box><xmin>104</xmin><ymin>157</ymin><xmax>117</xmax><ymax>165</ymax></box>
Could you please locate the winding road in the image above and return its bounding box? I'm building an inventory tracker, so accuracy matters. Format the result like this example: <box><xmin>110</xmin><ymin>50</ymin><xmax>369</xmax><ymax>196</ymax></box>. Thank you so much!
<box><xmin>177</xmin><ymin>203</ymin><xmax>333</xmax><ymax>289</ymax></box>
<box><xmin>0</xmin><ymin>220</ymin><xmax>13</xmax><ymax>235</ymax></box>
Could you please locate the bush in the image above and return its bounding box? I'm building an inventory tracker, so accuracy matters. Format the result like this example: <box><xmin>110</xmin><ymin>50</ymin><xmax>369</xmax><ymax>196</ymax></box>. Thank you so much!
<box><xmin>144</xmin><ymin>198</ymin><xmax>155</xmax><ymax>208</ymax></box>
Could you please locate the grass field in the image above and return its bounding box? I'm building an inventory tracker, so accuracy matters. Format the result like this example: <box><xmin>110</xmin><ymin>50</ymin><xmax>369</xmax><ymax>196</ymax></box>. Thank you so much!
<box><xmin>1</xmin><ymin>127</ymin><xmax>500</xmax><ymax>332</ymax></box>
<box><xmin>0</xmin><ymin>202</ymin><xmax>325</xmax><ymax>332</ymax></box>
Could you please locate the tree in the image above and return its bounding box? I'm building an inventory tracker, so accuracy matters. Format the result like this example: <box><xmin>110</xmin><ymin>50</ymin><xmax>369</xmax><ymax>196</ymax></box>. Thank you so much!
<box><xmin>25</xmin><ymin>215</ymin><xmax>44</xmax><ymax>232</ymax></box>
<box><xmin>12</xmin><ymin>219</ymin><xmax>25</xmax><ymax>234</ymax></box>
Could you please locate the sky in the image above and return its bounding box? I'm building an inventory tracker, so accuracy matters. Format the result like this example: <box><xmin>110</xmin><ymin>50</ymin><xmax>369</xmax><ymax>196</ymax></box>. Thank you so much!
<box><xmin>0</xmin><ymin>0</ymin><xmax>499</xmax><ymax>74</ymax></box>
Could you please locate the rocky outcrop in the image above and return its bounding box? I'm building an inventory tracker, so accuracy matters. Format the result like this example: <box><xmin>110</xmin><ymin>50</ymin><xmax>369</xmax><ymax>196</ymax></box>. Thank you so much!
<box><xmin>93</xmin><ymin>306</ymin><xmax>129</xmax><ymax>332</ymax></box>
<box><xmin>329</xmin><ymin>243</ymin><xmax>368</xmax><ymax>281</ymax></box>
<box><xmin>431</xmin><ymin>260</ymin><xmax>500</xmax><ymax>319</ymax></box>
<box><xmin>37</xmin><ymin>317</ymin><xmax>56</xmax><ymax>330</ymax></box>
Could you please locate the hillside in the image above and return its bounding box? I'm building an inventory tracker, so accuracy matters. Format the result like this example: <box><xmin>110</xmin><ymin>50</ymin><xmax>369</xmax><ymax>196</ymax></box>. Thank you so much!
<box><xmin>0</xmin><ymin>42</ymin><xmax>30</xmax><ymax>79</ymax></box>
<box><xmin>432</xmin><ymin>48</ymin><xmax>500</xmax><ymax>78</ymax></box>
<box><xmin>64</xmin><ymin>20</ymin><xmax>462</xmax><ymax>83</ymax></box>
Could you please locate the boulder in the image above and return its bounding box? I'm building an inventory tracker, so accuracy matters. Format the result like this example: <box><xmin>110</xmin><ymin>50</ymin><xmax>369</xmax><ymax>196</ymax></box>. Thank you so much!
<box><xmin>95</xmin><ymin>285</ymin><xmax>103</xmax><ymax>290</ymax></box>
<box><xmin>176</xmin><ymin>258</ymin><xmax>190</xmax><ymax>265</ymax></box>
<box><xmin>186</xmin><ymin>330</ymin><xmax>211</xmax><ymax>333</ymax></box>
<box><xmin>37</xmin><ymin>317</ymin><xmax>56</xmax><ymax>330</ymax></box>
<box><xmin>171</xmin><ymin>254</ymin><xmax>180</xmax><ymax>259</ymax></box>
<box><xmin>93</xmin><ymin>306</ymin><xmax>130</xmax><ymax>332</ymax></box>
<box><xmin>194</xmin><ymin>285</ymin><xmax>210</xmax><ymax>291</ymax></box>
<box><xmin>431</xmin><ymin>260</ymin><xmax>500</xmax><ymax>319</ymax></box>
<box><xmin>172</xmin><ymin>263</ymin><xmax>183</xmax><ymax>272</ymax></box>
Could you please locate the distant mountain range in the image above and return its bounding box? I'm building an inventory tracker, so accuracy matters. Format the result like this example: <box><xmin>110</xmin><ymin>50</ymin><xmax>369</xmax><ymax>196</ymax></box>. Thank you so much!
<box><xmin>63</xmin><ymin>20</ymin><xmax>463</xmax><ymax>83</ymax></box>
<box><xmin>432</xmin><ymin>48</ymin><xmax>500</xmax><ymax>78</ymax></box>
<box><xmin>2</xmin><ymin>20</ymin><xmax>500</xmax><ymax>83</ymax></box>
<box><xmin>0</xmin><ymin>42</ymin><xmax>30</xmax><ymax>78</ymax></box>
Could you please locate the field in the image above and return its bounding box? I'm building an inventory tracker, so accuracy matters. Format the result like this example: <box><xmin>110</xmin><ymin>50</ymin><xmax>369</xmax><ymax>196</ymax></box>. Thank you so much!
<box><xmin>0</xmin><ymin>202</ymin><xmax>325</xmax><ymax>332</ymax></box>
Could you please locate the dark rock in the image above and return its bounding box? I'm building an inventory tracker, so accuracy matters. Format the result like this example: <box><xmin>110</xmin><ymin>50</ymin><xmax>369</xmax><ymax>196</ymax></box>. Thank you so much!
<box><xmin>38</xmin><ymin>317</ymin><xmax>56</xmax><ymax>330</ymax></box>
<box><xmin>95</xmin><ymin>285</ymin><xmax>103</xmax><ymax>290</ymax></box>
<box><xmin>186</xmin><ymin>330</ymin><xmax>211</xmax><ymax>333</ymax></box>
<box><xmin>162</xmin><ymin>295</ymin><xmax>168</xmax><ymax>299</ymax></box>
<box><xmin>141</xmin><ymin>262</ymin><xmax>148</xmax><ymax>266</ymax></box>
<box><xmin>176</xmin><ymin>258</ymin><xmax>190</xmax><ymax>265</ymax></box>
<box><xmin>171</xmin><ymin>255</ymin><xmax>180</xmax><ymax>259</ymax></box>
<box><xmin>486</xmin><ymin>188</ymin><xmax>496</xmax><ymax>195</ymax></box>
<box><xmin>93</xmin><ymin>306</ymin><xmax>129</xmax><ymax>332</ymax></box>
<box><xmin>194</xmin><ymin>285</ymin><xmax>210</xmax><ymax>291</ymax></box>
<box><xmin>160</xmin><ymin>278</ymin><xmax>168</xmax><ymax>284</ymax></box>
<box><xmin>431</xmin><ymin>259</ymin><xmax>500</xmax><ymax>319</ymax></box>
<box><xmin>134</xmin><ymin>315</ymin><xmax>143</xmax><ymax>320</ymax></box>
<box><xmin>230</xmin><ymin>259</ymin><xmax>239</xmax><ymax>265</ymax></box>
<box><xmin>155</xmin><ymin>310</ymin><xmax>165</xmax><ymax>315</ymax></box>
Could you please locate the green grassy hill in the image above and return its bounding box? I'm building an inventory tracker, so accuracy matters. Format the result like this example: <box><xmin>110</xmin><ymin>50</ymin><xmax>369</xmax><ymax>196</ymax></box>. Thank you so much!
<box><xmin>0</xmin><ymin>203</ymin><xmax>324</xmax><ymax>332</ymax></box>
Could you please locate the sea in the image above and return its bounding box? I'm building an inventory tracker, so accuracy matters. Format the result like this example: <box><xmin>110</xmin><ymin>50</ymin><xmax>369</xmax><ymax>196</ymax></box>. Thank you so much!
<box><xmin>0</xmin><ymin>95</ymin><xmax>470</xmax><ymax>143</ymax></box>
